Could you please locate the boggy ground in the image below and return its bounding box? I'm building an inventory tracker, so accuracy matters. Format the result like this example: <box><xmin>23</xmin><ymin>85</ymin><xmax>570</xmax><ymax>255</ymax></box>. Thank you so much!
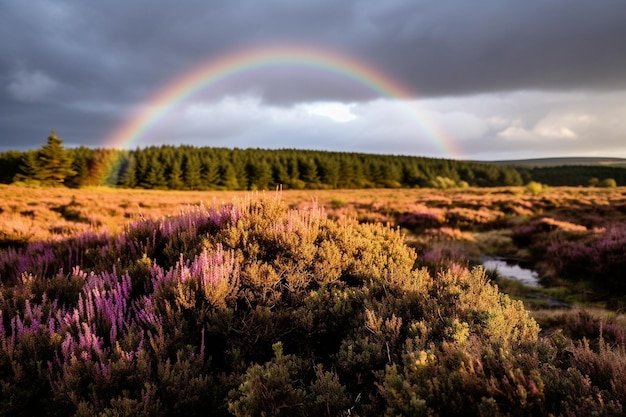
<box><xmin>2</xmin><ymin>184</ymin><xmax>626</xmax><ymax>331</ymax></box>
<box><xmin>2</xmin><ymin>192</ymin><xmax>626</xmax><ymax>415</ymax></box>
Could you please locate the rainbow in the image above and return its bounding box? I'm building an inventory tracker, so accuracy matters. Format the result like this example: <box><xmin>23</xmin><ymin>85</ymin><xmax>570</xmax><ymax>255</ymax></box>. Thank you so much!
<box><xmin>104</xmin><ymin>45</ymin><xmax>459</xmax><ymax>157</ymax></box>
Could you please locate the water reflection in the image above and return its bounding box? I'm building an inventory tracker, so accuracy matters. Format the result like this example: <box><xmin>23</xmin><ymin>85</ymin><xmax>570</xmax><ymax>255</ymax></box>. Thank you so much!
<box><xmin>481</xmin><ymin>257</ymin><xmax>541</xmax><ymax>288</ymax></box>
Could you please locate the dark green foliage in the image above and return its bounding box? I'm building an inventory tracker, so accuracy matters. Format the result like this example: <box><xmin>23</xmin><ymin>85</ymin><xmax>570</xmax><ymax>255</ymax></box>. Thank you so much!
<box><xmin>13</xmin><ymin>131</ymin><xmax>76</xmax><ymax>186</ymax></box>
<box><xmin>65</xmin><ymin>147</ymin><xmax>93</xmax><ymax>188</ymax></box>
<box><xmin>6</xmin><ymin>138</ymin><xmax>626</xmax><ymax>189</ymax></box>
<box><xmin>39</xmin><ymin>131</ymin><xmax>73</xmax><ymax>183</ymax></box>
<box><xmin>524</xmin><ymin>166</ymin><xmax>626</xmax><ymax>186</ymax></box>
<box><xmin>298</xmin><ymin>157</ymin><xmax>320</xmax><ymax>185</ymax></box>
<box><xmin>134</xmin><ymin>150</ymin><xmax>151</xmax><ymax>188</ymax></box>
<box><xmin>2</xmin><ymin>141</ymin><xmax>528</xmax><ymax>189</ymax></box>
<box><xmin>271</xmin><ymin>161</ymin><xmax>290</xmax><ymax>188</ymax></box>
<box><xmin>0</xmin><ymin>151</ymin><xmax>24</xmax><ymax>184</ymax></box>
<box><xmin>246</xmin><ymin>159</ymin><xmax>273</xmax><ymax>190</ymax></box>
<box><xmin>143</xmin><ymin>161</ymin><xmax>167</xmax><ymax>189</ymax></box>
<box><xmin>167</xmin><ymin>157</ymin><xmax>185</xmax><ymax>190</ymax></box>
<box><xmin>13</xmin><ymin>150</ymin><xmax>41</xmax><ymax>184</ymax></box>
<box><xmin>318</xmin><ymin>157</ymin><xmax>340</xmax><ymax>188</ymax></box>
<box><xmin>183</xmin><ymin>154</ymin><xmax>203</xmax><ymax>190</ymax></box>
<box><xmin>199</xmin><ymin>156</ymin><xmax>220</xmax><ymax>189</ymax></box>
<box><xmin>118</xmin><ymin>153</ymin><xmax>137</xmax><ymax>188</ymax></box>
<box><xmin>219</xmin><ymin>162</ymin><xmax>241</xmax><ymax>190</ymax></box>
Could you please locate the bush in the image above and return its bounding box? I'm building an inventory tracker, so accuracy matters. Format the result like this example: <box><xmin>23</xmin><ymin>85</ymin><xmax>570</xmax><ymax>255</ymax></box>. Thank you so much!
<box><xmin>429</xmin><ymin>176</ymin><xmax>457</xmax><ymax>189</ymax></box>
<box><xmin>1</xmin><ymin>196</ymin><xmax>626</xmax><ymax>415</ymax></box>
<box><xmin>546</xmin><ymin>223</ymin><xmax>626</xmax><ymax>293</ymax></box>
<box><xmin>598</xmin><ymin>178</ymin><xmax>617</xmax><ymax>188</ymax></box>
<box><xmin>525</xmin><ymin>181</ymin><xmax>543</xmax><ymax>196</ymax></box>
<box><xmin>329</xmin><ymin>197</ymin><xmax>346</xmax><ymax>209</ymax></box>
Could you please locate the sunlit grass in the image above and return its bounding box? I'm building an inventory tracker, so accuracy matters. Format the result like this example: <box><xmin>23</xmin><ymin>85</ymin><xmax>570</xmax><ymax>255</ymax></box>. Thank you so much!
<box><xmin>2</xmin><ymin>184</ymin><xmax>626</xmax><ymax>309</ymax></box>
<box><xmin>2</xmin><ymin>186</ymin><xmax>626</xmax><ymax>414</ymax></box>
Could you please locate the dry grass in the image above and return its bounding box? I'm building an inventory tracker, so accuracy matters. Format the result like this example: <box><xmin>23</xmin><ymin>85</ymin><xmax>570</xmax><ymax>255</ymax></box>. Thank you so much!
<box><xmin>1</xmin><ymin>184</ymin><xmax>625</xmax><ymax>245</ymax></box>
<box><xmin>1</xmin><ymin>183</ymin><xmax>615</xmax><ymax>322</ymax></box>
<box><xmin>0</xmin><ymin>185</ymin><xmax>254</xmax><ymax>243</ymax></box>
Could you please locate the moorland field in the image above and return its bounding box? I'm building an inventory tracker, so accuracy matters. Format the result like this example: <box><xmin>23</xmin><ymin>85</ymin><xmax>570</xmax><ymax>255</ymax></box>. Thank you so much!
<box><xmin>1</xmin><ymin>183</ymin><xmax>626</xmax><ymax>416</ymax></box>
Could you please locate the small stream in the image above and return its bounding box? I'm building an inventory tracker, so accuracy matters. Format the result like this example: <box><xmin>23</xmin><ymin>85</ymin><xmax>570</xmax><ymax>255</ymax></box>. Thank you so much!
<box><xmin>480</xmin><ymin>257</ymin><xmax>570</xmax><ymax>308</ymax></box>
<box><xmin>480</xmin><ymin>257</ymin><xmax>542</xmax><ymax>288</ymax></box>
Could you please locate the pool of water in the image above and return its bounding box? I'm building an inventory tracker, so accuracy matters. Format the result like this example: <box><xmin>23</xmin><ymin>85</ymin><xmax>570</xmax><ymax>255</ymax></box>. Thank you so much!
<box><xmin>480</xmin><ymin>257</ymin><xmax>542</xmax><ymax>288</ymax></box>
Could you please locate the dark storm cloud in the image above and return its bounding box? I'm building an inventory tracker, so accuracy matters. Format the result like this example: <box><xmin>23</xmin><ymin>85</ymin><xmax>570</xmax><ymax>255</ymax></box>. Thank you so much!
<box><xmin>362</xmin><ymin>2</ymin><xmax>626</xmax><ymax>95</ymax></box>
<box><xmin>1</xmin><ymin>0</ymin><xmax>626</xmax><ymax>153</ymax></box>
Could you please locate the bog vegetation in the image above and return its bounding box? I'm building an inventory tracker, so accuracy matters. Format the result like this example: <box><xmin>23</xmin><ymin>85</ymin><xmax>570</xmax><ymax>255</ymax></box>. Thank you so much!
<box><xmin>1</xmin><ymin>189</ymin><xmax>626</xmax><ymax>416</ymax></box>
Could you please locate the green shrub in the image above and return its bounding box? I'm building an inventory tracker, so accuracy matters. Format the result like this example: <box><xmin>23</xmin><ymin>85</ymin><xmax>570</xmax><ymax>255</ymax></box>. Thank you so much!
<box><xmin>1</xmin><ymin>196</ymin><xmax>626</xmax><ymax>415</ymax></box>
<box><xmin>525</xmin><ymin>181</ymin><xmax>543</xmax><ymax>195</ymax></box>
<box><xmin>429</xmin><ymin>176</ymin><xmax>457</xmax><ymax>189</ymax></box>
<box><xmin>598</xmin><ymin>178</ymin><xmax>617</xmax><ymax>188</ymax></box>
<box><xmin>329</xmin><ymin>197</ymin><xmax>346</xmax><ymax>209</ymax></box>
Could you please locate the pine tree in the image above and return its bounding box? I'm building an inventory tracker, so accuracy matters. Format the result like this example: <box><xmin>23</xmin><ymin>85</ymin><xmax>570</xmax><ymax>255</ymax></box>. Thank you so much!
<box><xmin>232</xmin><ymin>155</ymin><xmax>248</xmax><ymax>190</ymax></box>
<box><xmin>0</xmin><ymin>151</ymin><xmax>23</xmax><ymax>184</ymax></box>
<box><xmin>379</xmin><ymin>161</ymin><xmax>402</xmax><ymax>188</ymax></box>
<box><xmin>219</xmin><ymin>162</ymin><xmax>240</xmax><ymax>190</ymax></box>
<box><xmin>13</xmin><ymin>150</ymin><xmax>40</xmax><ymax>184</ymax></box>
<box><xmin>134</xmin><ymin>150</ymin><xmax>150</xmax><ymax>188</ymax></box>
<box><xmin>299</xmin><ymin>157</ymin><xmax>320</xmax><ymax>185</ymax></box>
<box><xmin>183</xmin><ymin>154</ymin><xmax>203</xmax><ymax>190</ymax></box>
<box><xmin>272</xmin><ymin>160</ymin><xmax>291</xmax><ymax>187</ymax></box>
<box><xmin>167</xmin><ymin>157</ymin><xmax>185</xmax><ymax>190</ymax></box>
<box><xmin>200</xmin><ymin>156</ymin><xmax>220</xmax><ymax>189</ymax></box>
<box><xmin>15</xmin><ymin>131</ymin><xmax>76</xmax><ymax>186</ymax></box>
<box><xmin>143</xmin><ymin>163</ymin><xmax>167</xmax><ymax>189</ymax></box>
<box><xmin>118</xmin><ymin>153</ymin><xmax>137</xmax><ymax>188</ymax></box>
<box><xmin>102</xmin><ymin>150</ymin><xmax>124</xmax><ymax>187</ymax></box>
<box><xmin>42</xmin><ymin>131</ymin><xmax>76</xmax><ymax>185</ymax></box>
<box><xmin>246</xmin><ymin>159</ymin><xmax>273</xmax><ymax>190</ymax></box>
<box><xmin>286</xmin><ymin>156</ymin><xmax>300</xmax><ymax>181</ymax></box>
<box><xmin>65</xmin><ymin>147</ymin><xmax>92</xmax><ymax>188</ymax></box>
<box><xmin>319</xmin><ymin>158</ymin><xmax>340</xmax><ymax>188</ymax></box>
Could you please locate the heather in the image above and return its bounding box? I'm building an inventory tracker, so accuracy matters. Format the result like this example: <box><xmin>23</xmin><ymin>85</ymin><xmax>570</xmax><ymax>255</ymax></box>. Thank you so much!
<box><xmin>512</xmin><ymin>216</ymin><xmax>626</xmax><ymax>306</ymax></box>
<box><xmin>2</xmin><ymin>196</ymin><xmax>626</xmax><ymax>416</ymax></box>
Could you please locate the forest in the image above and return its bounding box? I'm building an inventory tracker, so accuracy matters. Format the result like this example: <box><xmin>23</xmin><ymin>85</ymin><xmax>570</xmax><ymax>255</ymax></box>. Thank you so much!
<box><xmin>521</xmin><ymin>166</ymin><xmax>626</xmax><ymax>187</ymax></box>
<box><xmin>0</xmin><ymin>132</ymin><xmax>552</xmax><ymax>190</ymax></box>
<box><xmin>2</xmin><ymin>132</ymin><xmax>622</xmax><ymax>190</ymax></box>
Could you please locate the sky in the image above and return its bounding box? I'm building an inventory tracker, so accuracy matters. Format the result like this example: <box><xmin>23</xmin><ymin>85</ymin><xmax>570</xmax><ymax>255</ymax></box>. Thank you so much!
<box><xmin>2</xmin><ymin>0</ymin><xmax>626</xmax><ymax>161</ymax></box>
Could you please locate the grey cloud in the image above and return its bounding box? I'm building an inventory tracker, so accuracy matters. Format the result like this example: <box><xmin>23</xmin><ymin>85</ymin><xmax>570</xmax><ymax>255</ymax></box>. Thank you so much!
<box><xmin>2</xmin><ymin>0</ymin><xmax>626</xmax><ymax>155</ymax></box>
<box><xmin>6</xmin><ymin>70</ymin><xmax>59</xmax><ymax>102</ymax></box>
<box><xmin>358</xmin><ymin>1</ymin><xmax>626</xmax><ymax>95</ymax></box>
<box><xmin>4</xmin><ymin>0</ymin><xmax>626</xmax><ymax>102</ymax></box>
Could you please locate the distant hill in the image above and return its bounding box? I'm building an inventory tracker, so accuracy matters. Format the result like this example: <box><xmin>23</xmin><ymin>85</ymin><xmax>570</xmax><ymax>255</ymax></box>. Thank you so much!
<box><xmin>479</xmin><ymin>157</ymin><xmax>626</xmax><ymax>187</ymax></box>
<box><xmin>486</xmin><ymin>157</ymin><xmax>626</xmax><ymax>168</ymax></box>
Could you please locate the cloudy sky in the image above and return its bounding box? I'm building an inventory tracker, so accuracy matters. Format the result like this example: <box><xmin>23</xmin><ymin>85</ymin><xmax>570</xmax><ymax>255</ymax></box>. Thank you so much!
<box><xmin>2</xmin><ymin>0</ymin><xmax>626</xmax><ymax>160</ymax></box>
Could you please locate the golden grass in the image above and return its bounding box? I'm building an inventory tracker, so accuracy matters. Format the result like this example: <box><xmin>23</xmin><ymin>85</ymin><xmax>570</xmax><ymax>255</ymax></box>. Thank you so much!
<box><xmin>2</xmin><ymin>184</ymin><xmax>626</xmax><ymax>329</ymax></box>
<box><xmin>1</xmin><ymin>184</ymin><xmax>625</xmax><ymax>244</ymax></box>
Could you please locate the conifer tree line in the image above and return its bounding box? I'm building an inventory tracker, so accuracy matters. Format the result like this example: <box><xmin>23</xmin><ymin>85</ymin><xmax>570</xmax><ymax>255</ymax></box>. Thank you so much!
<box><xmin>521</xmin><ymin>165</ymin><xmax>626</xmax><ymax>187</ymax></box>
<box><xmin>1</xmin><ymin>131</ymin><xmax>527</xmax><ymax>189</ymax></box>
<box><xmin>3</xmin><ymin>131</ymin><xmax>624</xmax><ymax>189</ymax></box>
<box><xmin>5</xmin><ymin>131</ymin><xmax>77</xmax><ymax>186</ymax></box>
